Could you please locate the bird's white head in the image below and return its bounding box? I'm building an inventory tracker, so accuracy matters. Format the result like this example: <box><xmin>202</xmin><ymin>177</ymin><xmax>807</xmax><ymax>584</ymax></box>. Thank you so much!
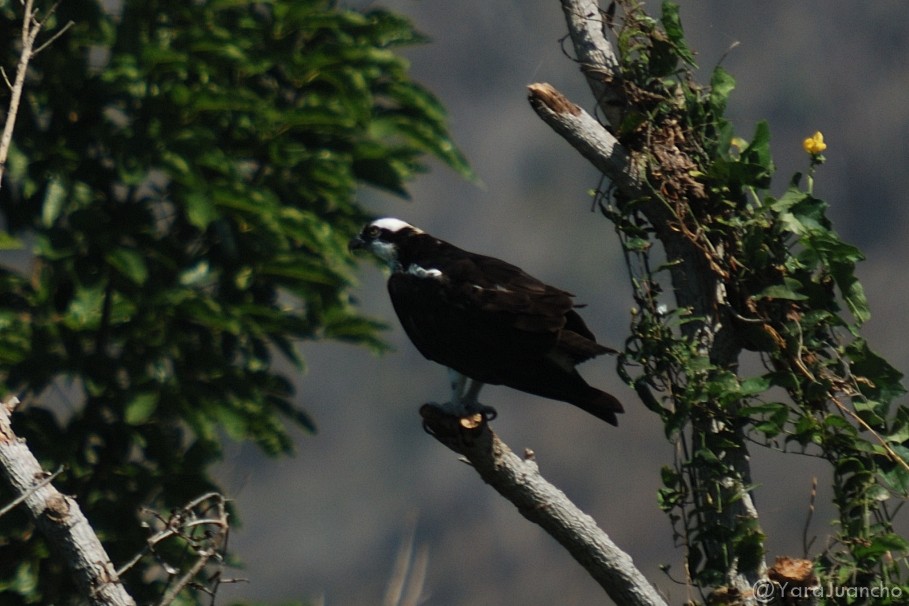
<box><xmin>348</xmin><ymin>217</ymin><xmax>424</xmax><ymax>268</ymax></box>
<box><xmin>369</xmin><ymin>218</ymin><xmax>416</xmax><ymax>233</ymax></box>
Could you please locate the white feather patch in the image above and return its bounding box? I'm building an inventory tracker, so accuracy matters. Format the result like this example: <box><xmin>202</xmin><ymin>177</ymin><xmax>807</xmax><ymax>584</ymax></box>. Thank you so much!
<box><xmin>371</xmin><ymin>217</ymin><xmax>420</xmax><ymax>233</ymax></box>
<box><xmin>471</xmin><ymin>283</ymin><xmax>511</xmax><ymax>293</ymax></box>
<box><xmin>406</xmin><ymin>264</ymin><xmax>443</xmax><ymax>279</ymax></box>
<box><xmin>368</xmin><ymin>240</ymin><xmax>398</xmax><ymax>264</ymax></box>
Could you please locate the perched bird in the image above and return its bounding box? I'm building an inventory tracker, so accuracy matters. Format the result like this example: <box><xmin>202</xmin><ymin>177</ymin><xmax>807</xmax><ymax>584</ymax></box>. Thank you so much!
<box><xmin>349</xmin><ymin>218</ymin><xmax>624</xmax><ymax>425</ymax></box>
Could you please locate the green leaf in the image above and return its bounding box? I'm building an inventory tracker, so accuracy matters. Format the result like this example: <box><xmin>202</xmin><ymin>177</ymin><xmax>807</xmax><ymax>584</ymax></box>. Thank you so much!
<box><xmin>733</xmin><ymin>523</ymin><xmax>766</xmax><ymax>575</ymax></box>
<box><xmin>107</xmin><ymin>248</ymin><xmax>149</xmax><ymax>285</ymax></box>
<box><xmin>0</xmin><ymin>0</ymin><xmax>475</xmax><ymax>597</ymax></box>
<box><xmin>0</xmin><ymin>231</ymin><xmax>23</xmax><ymax>250</ymax></box>
<box><xmin>63</xmin><ymin>286</ymin><xmax>105</xmax><ymax>329</ymax></box>
<box><xmin>846</xmin><ymin>338</ymin><xmax>906</xmax><ymax>405</ymax></box>
<box><xmin>841</xmin><ymin>274</ymin><xmax>870</xmax><ymax>323</ymax></box>
<box><xmin>322</xmin><ymin>307</ymin><xmax>388</xmax><ymax>352</ymax></box>
<box><xmin>709</xmin><ymin>66</ymin><xmax>735</xmax><ymax>114</ymax></box>
<box><xmin>184</xmin><ymin>191</ymin><xmax>221</xmax><ymax>230</ymax></box>
<box><xmin>879</xmin><ymin>445</ymin><xmax>909</xmax><ymax>494</ymax></box>
<box><xmin>623</xmin><ymin>237</ymin><xmax>651</xmax><ymax>252</ymax></box>
<box><xmin>786</xmin><ymin>196</ymin><xmax>830</xmax><ymax>235</ymax></box>
<box><xmin>125</xmin><ymin>392</ymin><xmax>159</xmax><ymax>425</ymax></box>
<box><xmin>706</xmin><ymin>157</ymin><xmax>771</xmax><ymax>190</ymax></box>
<box><xmin>886</xmin><ymin>409</ymin><xmax>909</xmax><ymax>444</ymax></box>
<box><xmin>769</xmin><ymin>186</ymin><xmax>808</xmax><ymax>213</ymax></box>
<box><xmin>42</xmin><ymin>179</ymin><xmax>67</xmax><ymax>227</ymax></box>
<box><xmin>740</xmin><ymin>121</ymin><xmax>773</xmax><ymax>180</ymax></box>
<box><xmin>756</xmin><ymin>278</ymin><xmax>808</xmax><ymax>301</ymax></box>
<box><xmin>853</xmin><ymin>533</ymin><xmax>909</xmax><ymax>560</ymax></box>
<box><xmin>660</xmin><ymin>1</ymin><xmax>697</xmax><ymax>67</ymax></box>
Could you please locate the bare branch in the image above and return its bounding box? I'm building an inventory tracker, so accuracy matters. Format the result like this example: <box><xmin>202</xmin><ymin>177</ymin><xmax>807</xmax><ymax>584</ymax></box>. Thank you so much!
<box><xmin>420</xmin><ymin>404</ymin><xmax>669</xmax><ymax>606</ymax></box>
<box><xmin>116</xmin><ymin>492</ymin><xmax>232</xmax><ymax>605</ymax></box>
<box><xmin>559</xmin><ymin>0</ymin><xmax>626</xmax><ymax>129</ymax></box>
<box><xmin>0</xmin><ymin>464</ymin><xmax>63</xmax><ymax>518</ymax></box>
<box><xmin>527</xmin><ymin>82</ymin><xmax>645</xmax><ymax>198</ymax></box>
<box><xmin>0</xmin><ymin>398</ymin><xmax>136</xmax><ymax>606</ymax></box>
<box><xmin>0</xmin><ymin>0</ymin><xmax>73</xmax><ymax>190</ymax></box>
<box><xmin>156</xmin><ymin>550</ymin><xmax>214</xmax><ymax>606</ymax></box>
<box><xmin>33</xmin><ymin>20</ymin><xmax>75</xmax><ymax>56</ymax></box>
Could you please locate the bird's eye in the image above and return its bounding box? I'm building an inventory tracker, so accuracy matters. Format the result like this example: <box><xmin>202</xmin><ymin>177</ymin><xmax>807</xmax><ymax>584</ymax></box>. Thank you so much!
<box><xmin>367</xmin><ymin>226</ymin><xmax>381</xmax><ymax>238</ymax></box>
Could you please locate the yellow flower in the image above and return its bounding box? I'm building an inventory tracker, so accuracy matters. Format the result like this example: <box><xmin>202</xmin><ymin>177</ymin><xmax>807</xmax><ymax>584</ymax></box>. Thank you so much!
<box><xmin>802</xmin><ymin>131</ymin><xmax>827</xmax><ymax>155</ymax></box>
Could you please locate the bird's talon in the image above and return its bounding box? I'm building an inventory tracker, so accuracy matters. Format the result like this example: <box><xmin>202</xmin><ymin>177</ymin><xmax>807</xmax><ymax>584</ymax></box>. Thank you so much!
<box><xmin>421</xmin><ymin>420</ymin><xmax>437</xmax><ymax>437</ymax></box>
<box><xmin>480</xmin><ymin>405</ymin><xmax>497</xmax><ymax>421</ymax></box>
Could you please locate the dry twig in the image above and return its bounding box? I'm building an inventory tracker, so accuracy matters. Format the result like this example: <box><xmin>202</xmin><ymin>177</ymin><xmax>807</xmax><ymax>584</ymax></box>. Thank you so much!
<box><xmin>117</xmin><ymin>492</ymin><xmax>236</xmax><ymax>605</ymax></box>
<box><xmin>0</xmin><ymin>0</ymin><xmax>74</xmax><ymax>190</ymax></box>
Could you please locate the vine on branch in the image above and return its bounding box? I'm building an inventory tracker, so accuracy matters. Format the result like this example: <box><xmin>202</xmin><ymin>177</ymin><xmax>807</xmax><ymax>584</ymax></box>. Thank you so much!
<box><xmin>596</xmin><ymin>0</ymin><xmax>908</xmax><ymax>600</ymax></box>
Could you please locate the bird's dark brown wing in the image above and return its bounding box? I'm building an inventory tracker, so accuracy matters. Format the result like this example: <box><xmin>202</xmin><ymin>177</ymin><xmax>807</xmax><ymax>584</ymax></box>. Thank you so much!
<box><xmin>446</xmin><ymin>254</ymin><xmax>574</xmax><ymax>331</ymax></box>
<box><xmin>388</xmin><ymin>251</ymin><xmax>610</xmax><ymax>370</ymax></box>
<box><xmin>386</xmin><ymin>254</ymin><xmax>622</xmax><ymax>424</ymax></box>
<box><xmin>387</xmin><ymin>270</ymin><xmax>555</xmax><ymax>379</ymax></box>
<box><xmin>462</xmin><ymin>254</ymin><xmax>611</xmax><ymax>362</ymax></box>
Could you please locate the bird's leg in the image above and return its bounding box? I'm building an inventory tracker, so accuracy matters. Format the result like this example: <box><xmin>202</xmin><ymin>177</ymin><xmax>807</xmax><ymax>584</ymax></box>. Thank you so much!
<box><xmin>443</xmin><ymin>369</ymin><xmax>496</xmax><ymax>420</ymax></box>
<box><xmin>462</xmin><ymin>379</ymin><xmax>484</xmax><ymax>409</ymax></box>
<box><xmin>463</xmin><ymin>379</ymin><xmax>497</xmax><ymax>420</ymax></box>
<box><xmin>447</xmin><ymin>368</ymin><xmax>467</xmax><ymax>411</ymax></box>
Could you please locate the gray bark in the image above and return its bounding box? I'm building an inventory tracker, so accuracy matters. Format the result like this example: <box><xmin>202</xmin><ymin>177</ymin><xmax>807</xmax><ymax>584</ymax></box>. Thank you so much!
<box><xmin>0</xmin><ymin>399</ymin><xmax>136</xmax><ymax>606</ymax></box>
<box><xmin>421</xmin><ymin>406</ymin><xmax>669</xmax><ymax>606</ymax></box>
<box><xmin>534</xmin><ymin>0</ymin><xmax>766</xmax><ymax>598</ymax></box>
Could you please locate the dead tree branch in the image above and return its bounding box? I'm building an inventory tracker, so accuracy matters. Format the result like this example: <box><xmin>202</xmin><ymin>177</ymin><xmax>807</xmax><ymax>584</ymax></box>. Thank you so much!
<box><xmin>558</xmin><ymin>0</ymin><xmax>625</xmax><ymax>129</ymax></box>
<box><xmin>527</xmin><ymin>82</ymin><xmax>645</xmax><ymax>198</ymax></box>
<box><xmin>421</xmin><ymin>405</ymin><xmax>669</xmax><ymax>606</ymax></box>
<box><xmin>0</xmin><ymin>397</ymin><xmax>136</xmax><ymax>606</ymax></box>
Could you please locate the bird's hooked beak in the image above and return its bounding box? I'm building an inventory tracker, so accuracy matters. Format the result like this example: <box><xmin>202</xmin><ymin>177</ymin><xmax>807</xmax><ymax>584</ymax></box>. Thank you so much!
<box><xmin>348</xmin><ymin>235</ymin><xmax>367</xmax><ymax>253</ymax></box>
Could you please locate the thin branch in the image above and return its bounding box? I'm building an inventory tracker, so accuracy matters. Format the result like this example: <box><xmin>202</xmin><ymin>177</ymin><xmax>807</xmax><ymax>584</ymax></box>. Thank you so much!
<box><xmin>117</xmin><ymin>492</ymin><xmax>231</xmax><ymax>605</ymax></box>
<box><xmin>0</xmin><ymin>463</ymin><xmax>63</xmax><ymax>517</ymax></box>
<box><xmin>0</xmin><ymin>0</ymin><xmax>72</xmax><ymax>190</ymax></box>
<box><xmin>0</xmin><ymin>398</ymin><xmax>136</xmax><ymax>606</ymax></box>
<box><xmin>802</xmin><ymin>477</ymin><xmax>817</xmax><ymax>558</ymax></box>
<box><xmin>33</xmin><ymin>19</ymin><xmax>75</xmax><ymax>56</ymax></box>
<box><xmin>156</xmin><ymin>549</ymin><xmax>214</xmax><ymax>606</ymax></box>
<box><xmin>420</xmin><ymin>404</ymin><xmax>669</xmax><ymax>606</ymax></box>
<box><xmin>832</xmin><ymin>396</ymin><xmax>909</xmax><ymax>475</ymax></box>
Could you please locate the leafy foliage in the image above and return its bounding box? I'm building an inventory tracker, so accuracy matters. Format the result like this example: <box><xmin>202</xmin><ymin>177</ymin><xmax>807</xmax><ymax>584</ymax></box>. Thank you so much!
<box><xmin>0</xmin><ymin>0</ymin><xmax>467</xmax><ymax>602</ymax></box>
<box><xmin>602</xmin><ymin>0</ymin><xmax>909</xmax><ymax>601</ymax></box>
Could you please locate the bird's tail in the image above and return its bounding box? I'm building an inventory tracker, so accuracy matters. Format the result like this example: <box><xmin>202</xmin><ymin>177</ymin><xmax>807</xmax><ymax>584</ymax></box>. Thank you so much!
<box><xmin>572</xmin><ymin>387</ymin><xmax>624</xmax><ymax>426</ymax></box>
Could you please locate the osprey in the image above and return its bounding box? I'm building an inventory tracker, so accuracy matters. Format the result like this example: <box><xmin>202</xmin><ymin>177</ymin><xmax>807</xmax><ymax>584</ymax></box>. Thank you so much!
<box><xmin>349</xmin><ymin>218</ymin><xmax>624</xmax><ymax>426</ymax></box>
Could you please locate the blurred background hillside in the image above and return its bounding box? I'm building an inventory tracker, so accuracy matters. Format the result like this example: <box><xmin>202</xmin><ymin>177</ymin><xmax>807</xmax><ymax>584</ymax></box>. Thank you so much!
<box><xmin>219</xmin><ymin>2</ymin><xmax>909</xmax><ymax>604</ymax></box>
